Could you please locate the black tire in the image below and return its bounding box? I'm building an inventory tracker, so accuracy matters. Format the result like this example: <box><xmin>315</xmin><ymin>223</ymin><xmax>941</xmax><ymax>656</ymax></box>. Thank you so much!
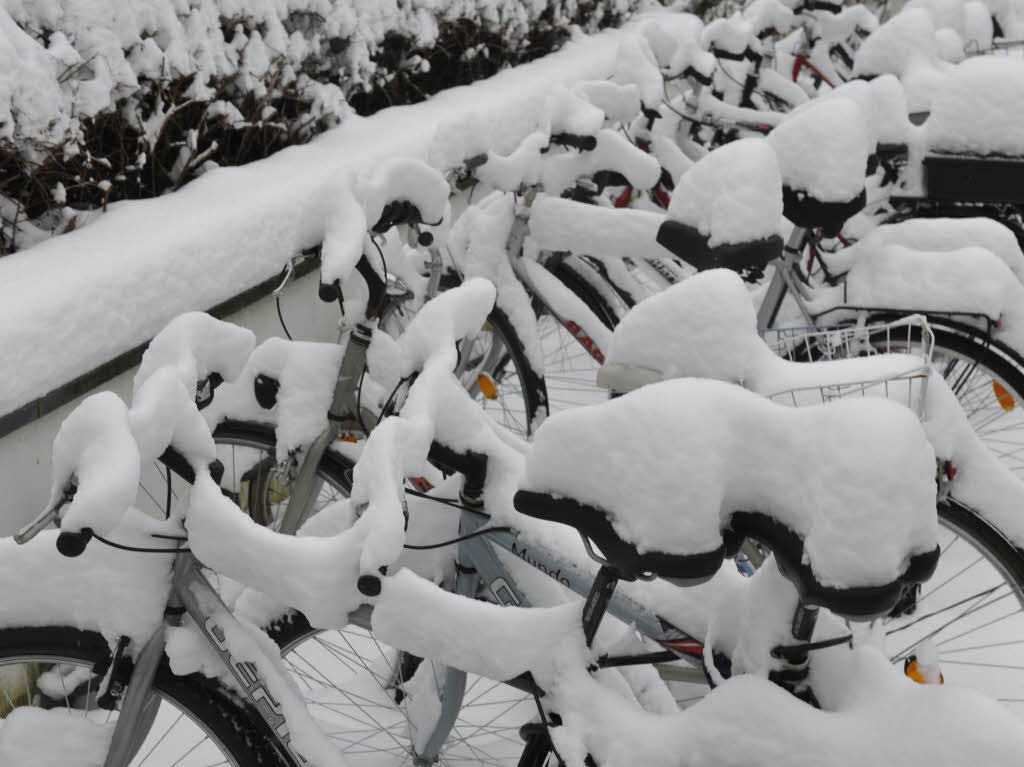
<box><xmin>0</xmin><ymin>625</ymin><xmax>292</xmax><ymax>766</ymax></box>
<box><xmin>528</xmin><ymin>260</ymin><xmax>625</xmax><ymax>417</ymax></box>
<box><xmin>455</xmin><ymin>306</ymin><xmax>549</xmax><ymax>438</ymax></box>
<box><xmin>547</xmin><ymin>259</ymin><xmax>625</xmax><ymax>330</ymax></box>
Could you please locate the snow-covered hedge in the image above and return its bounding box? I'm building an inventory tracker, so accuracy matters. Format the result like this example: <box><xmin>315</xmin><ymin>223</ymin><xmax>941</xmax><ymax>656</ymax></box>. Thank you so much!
<box><xmin>0</xmin><ymin>0</ymin><xmax>655</xmax><ymax>254</ymax></box>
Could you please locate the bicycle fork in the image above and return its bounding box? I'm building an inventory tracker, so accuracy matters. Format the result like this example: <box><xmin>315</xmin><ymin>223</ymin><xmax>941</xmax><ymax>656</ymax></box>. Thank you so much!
<box><xmin>103</xmin><ymin>552</ymin><xmax>310</xmax><ymax>767</ymax></box>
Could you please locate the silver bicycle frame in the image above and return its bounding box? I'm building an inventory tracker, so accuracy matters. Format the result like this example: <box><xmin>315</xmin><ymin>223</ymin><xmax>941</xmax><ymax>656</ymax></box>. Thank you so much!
<box><xmin>103</xmin><ymin>551</ymin><xmax>310</xmax><ymax>767</ymax></box>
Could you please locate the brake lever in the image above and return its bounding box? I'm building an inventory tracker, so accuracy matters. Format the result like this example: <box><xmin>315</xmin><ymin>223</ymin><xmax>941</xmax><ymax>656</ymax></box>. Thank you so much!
<box><xmin>14</xmin><ymin>480</ymin><xmax>77</xmax><ymax>545</ymax></box>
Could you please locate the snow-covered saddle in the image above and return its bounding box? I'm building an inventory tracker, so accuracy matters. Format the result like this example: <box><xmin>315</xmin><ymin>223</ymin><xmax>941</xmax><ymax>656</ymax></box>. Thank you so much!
<box><xmin>767</xmin><ymin>99</ymin><xmax>870</xmax><ymax>236</ymax></box>
<box><xmin>657</xmin><ymin>139</ymin><xmax>784</xmax><ymax>278</ymax></box>
<box><xmin>514</xmin><ymin>378</ymin><xmax>939</xmax><ymax>619</ymax></box>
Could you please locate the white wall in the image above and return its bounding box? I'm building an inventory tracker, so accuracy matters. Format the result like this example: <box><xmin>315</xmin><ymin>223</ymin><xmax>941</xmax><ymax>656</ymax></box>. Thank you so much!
<box><xmin>0</xmin><ymin>272</ymin><xmax>341</xmax><ymax>535</ymax></box>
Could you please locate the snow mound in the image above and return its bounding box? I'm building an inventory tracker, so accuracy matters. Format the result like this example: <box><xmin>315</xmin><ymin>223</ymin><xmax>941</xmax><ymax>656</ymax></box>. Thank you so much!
<box><xmin>668</xmin><ymin>139</ymin><xmax>783</xmax><ymax>246</ymax></box>
<box><xmin>520</xmin><ymin>377</ymin><xmax>937</xmax><ymax>588</ymax></box>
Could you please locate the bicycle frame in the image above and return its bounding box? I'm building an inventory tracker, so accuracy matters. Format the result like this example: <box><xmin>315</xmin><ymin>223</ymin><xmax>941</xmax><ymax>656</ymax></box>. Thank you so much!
<box><xmin>97</xmin><ymin>499</ymin><xmax>709</xmax><ymax>767</ymax></box>
<box><xmin>102</xmin><ymin>549</ymin><xmax>310</xmax><ymax>767</ymax></box>
<box><xmin>371</xmin><ymin>501</ymin><xmax>712</xmax><ymax>764</ymax></box>
<box><xmin>277</xmin><ymin>235</ymin><xmax>447</xmax><ymax>534</ymax></box>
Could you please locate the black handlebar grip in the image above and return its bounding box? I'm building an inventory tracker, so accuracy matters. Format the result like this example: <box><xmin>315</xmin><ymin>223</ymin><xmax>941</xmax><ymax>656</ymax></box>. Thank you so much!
<box><xmin>465</xmin><ymin>153</ymin><xmax>488</xmax><ymax>171</ymax></box>
<box><xmin>371</xmin><ymin>200</ymin><xmax>423</xmax><ymax>233</ymax></box>
<box><xmin>684</xmin><ymin>66</ymin><xmax>714</xmax><ymax>87</ymax></box>
<box><xmin>319</xmin><ymin>279</ymin><xmax>342</xmax><ymax>303</ymax></box>
<box><xmin>550</xmin><ymin>132</ymin><xmax>598</xmax><ymax>151</ymax></box>
<box><xmin>57</xmin><ymin>527</ymin><xmax>93</xmax><ymax>557</ymax></box>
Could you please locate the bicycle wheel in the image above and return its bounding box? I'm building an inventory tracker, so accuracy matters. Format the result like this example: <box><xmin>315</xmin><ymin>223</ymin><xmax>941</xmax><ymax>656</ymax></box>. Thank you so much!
<box><xmin>135</xmin><ymin>307</ymin><xmax>546</xmax><ymax>525</ymax></box>
<box><xmin>694</xmin><ymin>503</ymin><xmax>1024</xmax><ymax>716</ymax></box>
<box><xmin>266</xmin><ymin>610</ymin><xmax>539</xmax><ymax>767</ymax></box>
<box><xmin>451</xmin><ymin>306</ymin><xmax>548</xmax><ymax>440</ymax></box>
<box><xmin>881</xmin><ymin>499</ymin><xmax>1024</xmax><ymax>716</ymax></box>
<box><xmin>0</xmin><ymin>625</ymin><xmax>290</xmax><ymax>766</ymax></box>
<box><xmin>135</xmin><ymin>421</ymin><xmax>354</xmax><ymax>529</ymax></box>
<box><xmin>536</xmin><ymin>261</ymin><xmax>624</xmax><ymax>417</ymax></box>
<box><xmin>868</xmin><ymin>319</ymin><xmax>1024</xmax><ymax>481</ymax></box>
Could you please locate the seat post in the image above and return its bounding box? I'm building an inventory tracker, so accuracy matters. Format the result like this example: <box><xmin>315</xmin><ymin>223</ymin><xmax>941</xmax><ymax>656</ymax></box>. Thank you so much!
<box><xmin>582</xmin><ymin>565</ymin><xmax>620</xmax><ymax>648</ymax></box>
<box><xmin>769</xmin><ymin>602</ymin><xmax>820</xmax><ymax>701</ymax></box>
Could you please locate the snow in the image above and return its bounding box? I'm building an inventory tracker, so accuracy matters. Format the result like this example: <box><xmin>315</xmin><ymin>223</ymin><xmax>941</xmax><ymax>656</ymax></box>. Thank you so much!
<box><xmin>603</xmin><ymin>268</ymin><xmax>764</xmax><ymax>383</ymax></box>
<box><xmin>541</xmin><ymin>129</ymin><xmax>662</xmax><ymax>194</ymax></box>
<box><xmin>0</xmin><ymin>708</ymin><xmax>110</xmax><ymax>767</ymax></box>
<box><xmin>521</xmin><ymin>375</ymin><xmax>938</xmax><ymax>589</ymax></box>
<box><xmin>767</xmin><ymin>98</ymin><xmax>870</xmax><ymax>202</ymax></box>
<box><xmin>853</xmin><ymin>8</ymin><xmax>952</xmax><ymax>111</ymax></box>
<box><xmin>702</xmin><ymin>16</ymin><xmax>757</xmax><ymax>58</ymax></box>
<box><xmin>667</xmin><ymin>138</ymin><xmax>783</xmax><ymax>246</ymax></box>
<box><xmin>0</xmin><ymin>21</ymin><xmax>641</xmax><ymax>420</ymax></box>
<box><xmin>446</xmin><ymin>192</ymin><xmax>545</xmax><ymax>376</ymax></box>
<box><xmin>321</xmin><ymin>159</ymin><xmax>452</xmax><ymax>286</ymax></box>
<box><xmin>602</xmin><ymin>268</ymin><xmax>1024</xmax><ymax>547</ymax></box>
<box><xmin>9</xmin><ymin>6</ymin><xmax>1024</xmax><ymax>764</ymax></box>
<box><xmin>824</xmin><ymin>217</ymin><xmax>1024</xmax><ymax>282</ymax></box>
<box><xmin>0</xmin><ymin>510</ymin><xmax>172</xmax><ymax>642</ymax></box>
<box><xmin>48</xmin><ymin>392</ymin><xmax>140</xmax><ymax>537</ymax></box>
<box><xmin>818</xmin><ymin>76</ymin><xmax>914</xmax><ymax>147</ymax></box>
<box><xmin>527</xmin><ymin>196</ymin><xmax>668</xmax><ymax>264</ymax></box>
<box><xmin>927</xmin><ymin>56</ymin><xmax>1024</xmax><ymax>156</ymax></box>
<box><xmin>203</xmin><ymin>338</ymin><xmax>345</xmax><ymax>461</ymax></box>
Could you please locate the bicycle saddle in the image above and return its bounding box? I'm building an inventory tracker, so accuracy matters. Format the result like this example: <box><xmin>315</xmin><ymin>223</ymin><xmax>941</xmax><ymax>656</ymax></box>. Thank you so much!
<box><xmin>514</xmin><ymin>378</ymin><xmax>940</xmax><ymax>619</ymax></box>
<box><xmin>767</xmin><ymin>98</ymin><xmax>869</xmax><ymax>237</ymax></box>
<box><xmin>781</xmin><ymin>185</ymin><xmax>866</xmax><ymax>237</ymax></box>
<box><xmin>659</xmin><ymin>139</ymin><xmax>784</xmax><ymax>276</ymax></box>
<box><xmin>655</xmin><ymin>220</ymin><xmax>782</xmax><ymax>277</ymax></box>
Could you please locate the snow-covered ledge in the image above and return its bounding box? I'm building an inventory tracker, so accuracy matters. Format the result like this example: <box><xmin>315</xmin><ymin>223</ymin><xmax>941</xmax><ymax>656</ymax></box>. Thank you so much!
<box><xmin>0</xmin><ymin>22</ymin><xmax>640</xmax><ymax>531</ymax></box>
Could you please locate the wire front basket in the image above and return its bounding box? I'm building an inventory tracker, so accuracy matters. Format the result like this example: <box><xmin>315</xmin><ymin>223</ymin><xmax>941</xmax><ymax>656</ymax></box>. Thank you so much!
<box><xmin>762</xmin><ymin>315</ymin><xmax>935</xmax><ymax>420</ymax></box>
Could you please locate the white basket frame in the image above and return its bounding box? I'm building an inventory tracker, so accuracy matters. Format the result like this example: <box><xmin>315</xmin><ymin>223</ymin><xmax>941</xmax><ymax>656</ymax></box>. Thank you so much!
<box><xmin>763</xmin><ymin>314</ymin><xmax>935</xmax><ymax>420</ymax></box>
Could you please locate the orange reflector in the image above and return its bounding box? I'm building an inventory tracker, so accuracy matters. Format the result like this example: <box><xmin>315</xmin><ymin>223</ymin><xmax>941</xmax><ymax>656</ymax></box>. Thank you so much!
<box><xmin>409</xmin><ymin>477</ymin><xmax>434</xmax><ymax>492</ymax></box>
<box><xmin>993</xmin><ymin>380</ymin><xmax>1016</xmax><ymax>412</ymax></box>
<box><xmin>478</xmin><ymin>373</ymin><xmax>498</xmax><ymax>400</ymax></box>
<box><xmin>338</xmin><ymin>435</ymin><xmax>358</xmax><ymax>443</ymax></box>
<box><xmin>904</xmin><ymin>656</ymin><xmax>943</xmax><ymax>685</ymax></box>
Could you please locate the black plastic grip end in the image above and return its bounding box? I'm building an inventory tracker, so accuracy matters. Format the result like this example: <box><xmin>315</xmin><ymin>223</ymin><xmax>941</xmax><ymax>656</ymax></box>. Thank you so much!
<box><xmin>319</xmin><ymin>280</ymin><xmax>341</xmax><ymax>303</ymax></box>
<box><xmin>57</xmin><ymin>528</ymin><xmax>93</xmax><ymax>557</ymax></box>
<box><xmin>357</xmin><ymin>575</ymin><xmax>382</xmax><ymax>597</ymax></box>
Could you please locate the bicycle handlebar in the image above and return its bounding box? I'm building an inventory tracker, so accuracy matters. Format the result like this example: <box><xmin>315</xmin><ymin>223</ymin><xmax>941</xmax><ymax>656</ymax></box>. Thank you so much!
<box><xmin>547</xmin><ymin>132</ymin><xmax>599</xmax><ymax>152</ymax></box>
<box><xmin>793</xmin><ymin>0</ymin><xmax>845</xmax><ymax>14</ymax></box>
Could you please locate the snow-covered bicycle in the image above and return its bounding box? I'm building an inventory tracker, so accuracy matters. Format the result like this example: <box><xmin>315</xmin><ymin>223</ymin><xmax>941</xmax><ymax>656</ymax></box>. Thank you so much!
<box><xmin>4</xmin><ymin>278</ymin><xmax>1023</xmax><ymax>766</ymax></box>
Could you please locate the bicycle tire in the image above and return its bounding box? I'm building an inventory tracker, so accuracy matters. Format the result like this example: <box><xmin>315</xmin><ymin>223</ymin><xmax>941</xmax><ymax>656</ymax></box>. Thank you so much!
<box><xmin>531</xmin><ymin>261</ymin><xmax>624</xmax><ymax>418</ymax></box>
<box><xmin>455</xmin><ymin>305</ymin><xmax>549</xmax><ymax>439</ymax></box>
<box><xmin>265</xmin><ymin>610</ymin><xmax>541</xmax><ymax>767</ymax></box>
<box><xmin>0</xmin><ymin>625</ymin><xmax>291</xmax><ymax>766</ymax></box>
<box><xmin>866</xmin><ymin>317</ymin><xmax>1024</xmax><ymax>481</ymax></box>
<box><xmin>879</xmin><ymin>499</ymin><xmax>1024</xmax><ymax>713</ymax></box>
<box><xmin>135</xmin><ymin>420</ymin><xmax>355</xmax><ymax>529</ymax></box>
